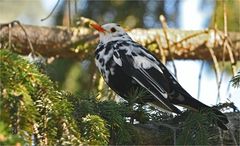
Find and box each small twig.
[226,81,232,100]
[218,38,225,104]
[223,1,227,37]
[169,30,209,48]
[160,15,178,79]
[207,46,221,103]
[210,2,224,104]
[156,35,166,64]
[217,71,224,102]
[8,23,12,49]
[223,0,236,75]
[4,21,35,55]
[212,26,221,103]
[197,61,205,99]
[14,21,35,54]
[211,3,223,104]
[221,0,237,109]
[226,39,237,76]
[1,21,48,63]
[216,1,228,105]
[41,0,60,21]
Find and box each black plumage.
[91,23,229,130]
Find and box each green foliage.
[177,109,221,145]
[0,122,23,145]
[67,92,139,144]
[0,50,144,145]
[1,49,237,145]
[231,71,240,88]
[81,114,109,145]
[0,49,81,145]
[97,100,135,144]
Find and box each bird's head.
[90,23,131,43]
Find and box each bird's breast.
[95,45,115,83]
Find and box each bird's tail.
[170,94,229,130]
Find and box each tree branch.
[132,112,240,145]
[1,24,239,61]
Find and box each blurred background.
[0,0,239,108]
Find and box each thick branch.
[0,24,239,61]
[132,112,240,145]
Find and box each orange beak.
[90,23,105,32]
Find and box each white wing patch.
[113,52,122,66]
[132,55,163,74]
[133,56,152,69]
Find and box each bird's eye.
[110,27,116,33]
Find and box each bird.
[90,22,229,130]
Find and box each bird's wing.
[113,45,181,114]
